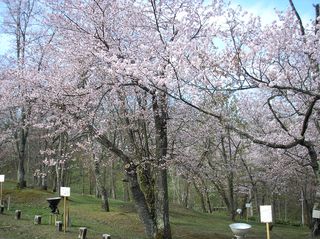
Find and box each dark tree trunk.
[128,168,157,238]
[153,89,172,239]
[93,153,110,212]
[17,155,26,188]
[41,175,48,190]
[16,127,28,189]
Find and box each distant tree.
[0,0,53,188]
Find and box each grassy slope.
[0,181,310,239]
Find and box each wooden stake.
[67,205,70,226]
[247,208,249,221]
[7,196,10,211]
[63,196,66,233]
[0,182,3,205]
[266,223,270,239]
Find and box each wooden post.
[0,182,2,206]
[266,223,270,239]
[247,208,249,221]
[102,234,111,239]
[79,227,87,239]
[15,210,21,220]
[60,186,70,232]
[63,196,66,233]
[67,206,71,227]
[7,195,10,211]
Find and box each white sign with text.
[0,175,4,182]
[60,187,70,197]
[246,203,252,208]
[260,205,272,223]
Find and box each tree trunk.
[205,189,212,213]
[156,169,171,239]
[41,175,48,190]
[127,168,157,238]
[182,181,190,208]
[55,163,61,194]
[17,155,26,188]
[123,174,130,202]
[93,153,110,212]
[16,127,28,189]
[92,122,164,239]
[110,161,117,199]
[153,89,172,239]
[81,161,85,195]
[193,181,207,213]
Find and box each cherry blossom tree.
[1,0,318,237]
[169,0,320,229]
[0,0,54,188]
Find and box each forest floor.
[0,181,311,239]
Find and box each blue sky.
[0,0,318,55]
[232,0,318,24]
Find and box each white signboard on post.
[0,175,5,182]
[313,210,320,219]
[260,205,272,223]
[246,203,252,208]
[60,187,70,197]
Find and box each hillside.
[0,182,310,239]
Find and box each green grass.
[0,181,311,239]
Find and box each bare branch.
[289,0,305,36]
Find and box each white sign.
[246,203,252,208]
[260,205,272,223]
[60,187,70,197]
[313,210,320,219]
[0,175,4,182]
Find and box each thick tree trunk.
[128,169,157,238]
[93,153,110,212]
[16,127,28,189]
[153,90,171,239]
[17,156,26,188]
[156,169,171,239]
[18,148,27,189]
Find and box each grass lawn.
[0,181,311,239]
